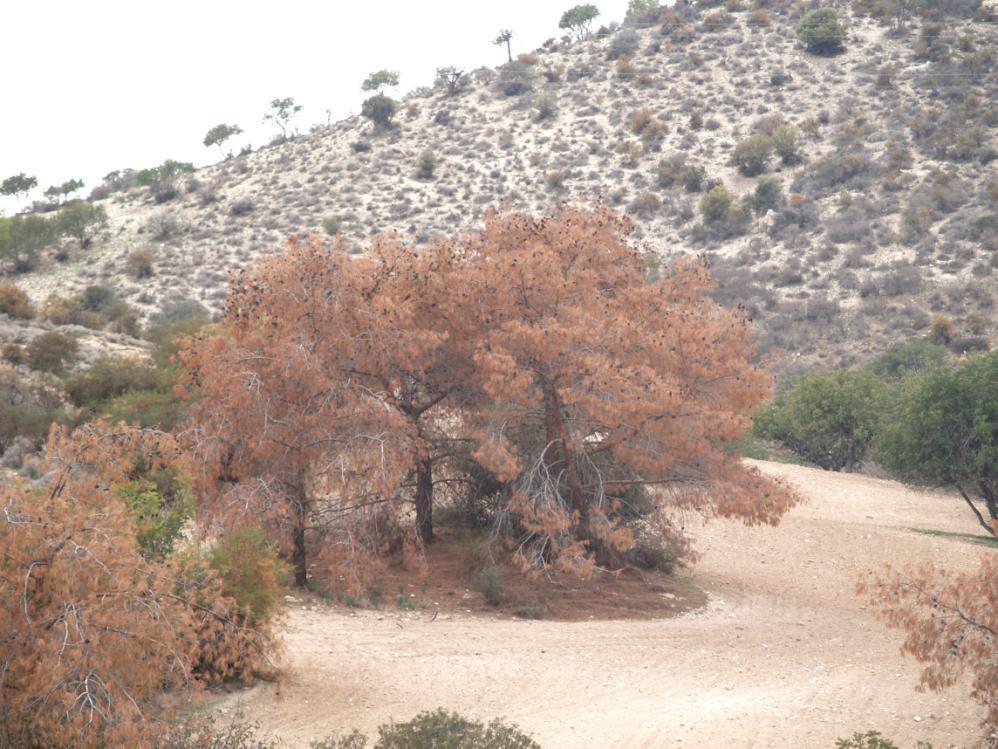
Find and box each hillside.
[6,1,997,375]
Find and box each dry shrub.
[861,555,996,743]
[0,424,282,747]
[0,284,33,320]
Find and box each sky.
[1,0,634,214]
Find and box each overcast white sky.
[1,0,634,214]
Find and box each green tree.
[493,29,514,63]
[559,4,600,40]
[876,352,997,536]
[43,178,84,204]
[203,123,243,158]
[745,175,783,216]
[263,97,302,139]
[57,202,107,248]
[0,173,38,202]
[755,369,885,471]
[361,94,398,130]
[361,70,400,94]
[797,8,848,55]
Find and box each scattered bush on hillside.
[323,215,344,236]
[796,8,847,55]
[607,28,640,59]
[745,176,783,216]
[771,125,802,166]
[731,134,774,177]
[700,185,735,223]
[361,95,398,129]
[534,93,557,122]
[0,283,34,319]
[136,160,195,203]
[127,248,156,279]
[26,331,79,374]
[497,61,534,96]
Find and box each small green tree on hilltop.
[559,4,600,40]
[203,123,243,158]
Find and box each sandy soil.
[215,461,990,748]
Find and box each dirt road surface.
[215,461,990,748]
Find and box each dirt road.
[215,461,990,748]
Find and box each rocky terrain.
[4,2,996,375]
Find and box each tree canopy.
[182,205,800,587]
[876,351,997,536]
[559,4,600,39]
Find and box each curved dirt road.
[216,461,990,748]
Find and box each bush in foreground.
[313,709,541,749]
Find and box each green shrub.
[56,202,107,248]
[64,357,161,409]
[136,159,195,203]
[147,299,210,335]
[361,94,398,129]
[700,185,734,224]
[771,125,802,165]
[323,216,344,236]
[869,339,948,379]
[416,150,437,180]
[730,134,774,176]
[209,528,289,624]
[797,8,847,55]
[119,476,196,559]
[105,389,188,430]
[26,332,78,374]
[681,164,707,192]
[746,176,783,215]
[754,369,885,471]
[497,62,534,96]
[371,709,540,749]
[534,93,557,122]
[473,565,504,606]
[834,731,929,749]
[0,284,34,319]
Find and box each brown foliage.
[461,206,801,574]
[181,204,800,587]
[0,423,278,747]
[861,555,997,745]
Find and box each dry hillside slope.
[10,2,997,374]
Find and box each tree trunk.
[415,457,434,545]
[957,484,998,538]
[292,524,307,587]
[542,380,589,529]
[292,485,309,587]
